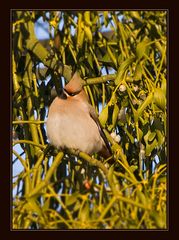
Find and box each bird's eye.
[68,92,76,96]
[64,88,80,97]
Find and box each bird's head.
[61,71,89,102]
[64,71,83,96]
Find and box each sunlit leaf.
[65,193,79,206]
[133,62,143,81]
[79,202,90,223]
[154,87,166,111]
[136,38,150,60]
[148,131,156,142]
[115,57,135,85]
[99,105,108,127]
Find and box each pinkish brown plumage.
[46,72,111,158]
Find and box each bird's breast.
[46,98,104,154]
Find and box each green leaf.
[103,11,109,27]
[17,31,24,51]
[138,127,143,142]
[107,45,117,67]
[77,15,84,48]
[42,198,50,211]
[101,53,113,64]
[130,165,138,172]
[146,139,158,156]
[107,165,114,186]
[151,211,166,228]
[137,190,147,205]
[87,53,94,69]
[161,76,167,97]
[137,92,153,118]
[156,130,165,146]
[73,200,81,212]
[136,38,150,60]
[158,176,166,184]
[131,11,142,22]
[24,198,42,216]
[65,193,79,206]
[148,131,156,142]
[124,126,135,144]
[154,87,166,111]
[144,130,158,156]
[115,56,135,85]
[99,105,108,127]
[133,62,142,81]
[112,104,119,125]
[84,26,92,44]
[153,118,163,131]
[84,11,92,27]
[109,93,117,106]
[79,202,90,223]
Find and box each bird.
[46,71,112,159]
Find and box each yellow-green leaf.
[156,130,165,146]
[115,57,135,85]
[146,139,158,156]
[112,104,119,127]
[136,38,150,60]
[84,26,92,44]
[79,202,90,223]
[148,131,156,142]
[65,193,79,206]
[133,62,142,81]
[154,87,166,111]
[137,92,153,118]
[84,11,92,26]
[99,105,108,127]
[161,76,167,97]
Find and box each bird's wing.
[88,105,112,155]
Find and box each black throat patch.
[58,90,67,100]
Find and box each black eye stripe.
[68,92,76,96]
[64,88,80,96]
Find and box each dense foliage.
[12,10,167,229]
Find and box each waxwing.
[46,72,111,158]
